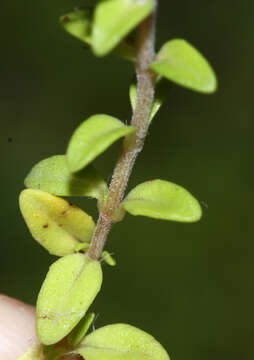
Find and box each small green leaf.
[17,344,42,360]
[36,253,102,345]
[67,114,135,172]
[67,312,95,347]
[60,8,93,45]
[101,251,116,266]
[129,79,170,124]
[24,155,108,200]
[60,7,136,62]
[19,189,95,256]
[74,242,90,253]
[92,0,154,56]
[76,323,170,360]
[150,39,217,93]
[122,179,202,222]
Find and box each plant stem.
[88,6,157,260]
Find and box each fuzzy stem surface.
[88,5,157,260]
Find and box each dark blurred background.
[1,1,253,359]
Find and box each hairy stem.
[88,6,157,260]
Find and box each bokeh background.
[1,1,253,359]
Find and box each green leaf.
[129,79,171,124]
[60,8,93,45]
[67,312,95,347]
[122,179,202,222]
[150,39,217,93]
[24,155,108,200]
[36,253,102,345]
[92,0,154,56]
[17,344,42,360]
[67,114,135,172]
[101,251,116,266]
[19,189,95,256]
[60,7,136,62]
[76,323,170,360]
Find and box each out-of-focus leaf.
[67,114,135,172]
[60,7,136,61]
[122,179,202,222]
[150,39,217,93]
[19,189,95,256]
[60,8,93,44]
[92,0,154,56]
[36,254,102,345]
[25,155,108,200]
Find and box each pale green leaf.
[129,80,170,124]
[101,251,116,266]
[19,189,95,256]
[67,114,135,172]
[36,253,102,345]
[24,155,108,200]
[122,179,202,222]
[92,0,154,56]
[60,7,136,62]
[150,39,217,93]
[76,323,170,360]
[60,8,93,45]
[67,312,95,347]
[17,344,42,360]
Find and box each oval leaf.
[150,39,217,93]
[36,253,102,345]
[24,155,108,200]
[60,8,93,45]
[122,179,202,222]
[19,189,95,256]
[76,323,170,360]
[67,312,95,347]
[60,8,136,62]
[67,114,135,172]
[92,0,154,56]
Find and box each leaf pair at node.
[20,112,135,258]
[60,2,217,94]
[19,320,170,360]
[60,0,155,59]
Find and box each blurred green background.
[1,1,253,359]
